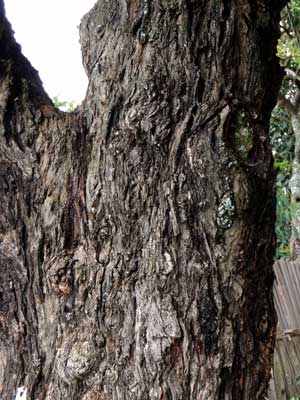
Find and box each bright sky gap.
[4,0,96,103]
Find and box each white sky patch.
[4,0,96,103]
[15,387,27,400]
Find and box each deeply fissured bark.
[0,1,286,399]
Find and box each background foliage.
[53,95,77,112]
[272,1,300,259]
[271,107,294,258]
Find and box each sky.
[4,0,96,104]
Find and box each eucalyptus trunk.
[0,1,286,399]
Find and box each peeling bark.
[0,0,286,399]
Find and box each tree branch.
[285,68,300,83]
[278,92,297,115]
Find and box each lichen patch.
[217,192,235,229]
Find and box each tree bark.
[0,0,286,399]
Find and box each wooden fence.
[269,260,300,399]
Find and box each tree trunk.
[0,1,286,399]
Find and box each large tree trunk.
[0,1,286,399]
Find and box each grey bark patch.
[217,192,235,229]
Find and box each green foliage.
[275,187,292,258]
[271,1,300,259]
[277,2,300,100]
[53,96,77,112]
[278,1,300,70]
[290,375,300,400]
[271,106,295,258]
[271,106,294,166]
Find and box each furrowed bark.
[0,0,286,399]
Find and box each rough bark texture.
[0,0,286,399]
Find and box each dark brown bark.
[0,1,286,399]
